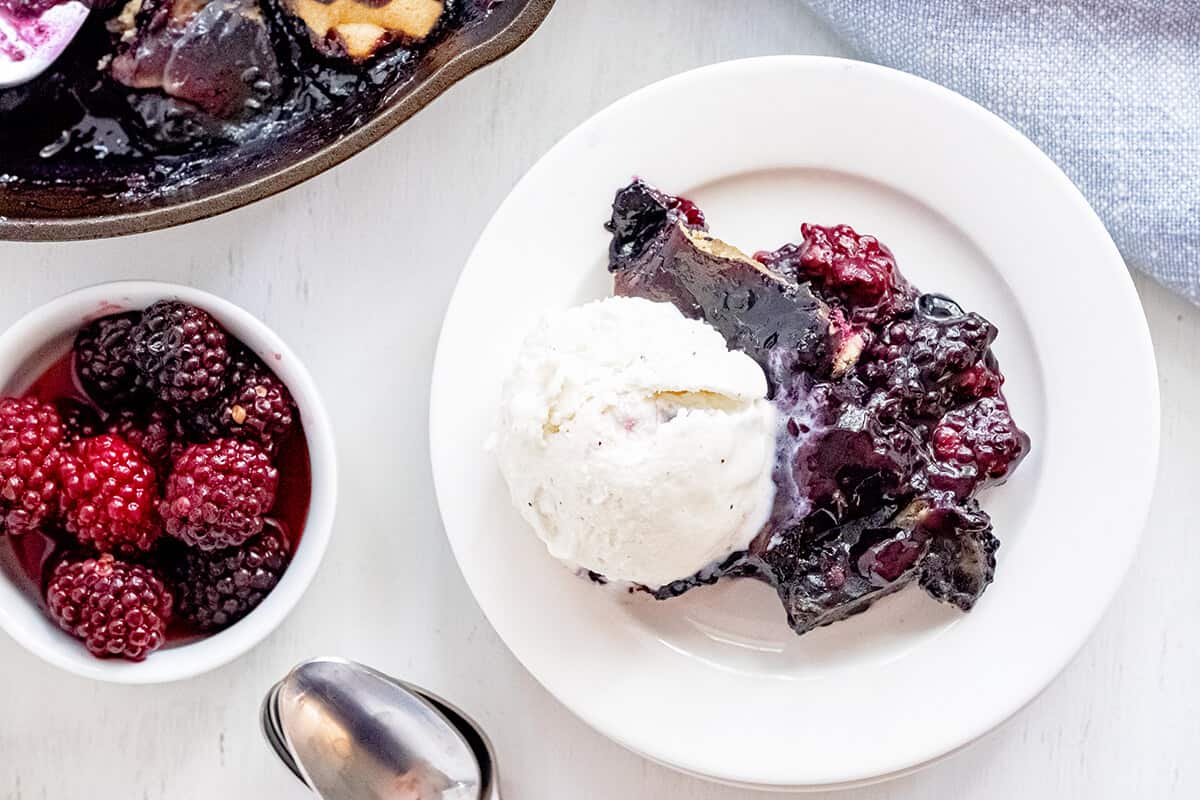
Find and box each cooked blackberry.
[59,434,162,554]
[0,397,64,535]
[927,397,1030,498]
[858,295,997,420]
[756,223,914,323]
[184,348,295,451]
[74,312,144,409]
[130,301,230,409]
[160,438,278,550]
[172,527,289,631]
[45,553,172,662]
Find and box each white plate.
[430,57,1159,790]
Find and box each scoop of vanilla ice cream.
[495,296,777,590]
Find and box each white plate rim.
[430,56,1160,789]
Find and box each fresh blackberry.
[46,553,172,662]
[927,397,1030,498]
[161,438,278,550]
[60,434,162,553]
[185,349,295,451]
[130,301,230,409]
[74,312,144,409]
[173,527,289,631]
[756,223,913,322]
[106,407,186,474]
[56,399,103,443]
[0,397,65,535]
[858,295,997,419]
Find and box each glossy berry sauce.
[0,350,311,643]
[0,0,495,192]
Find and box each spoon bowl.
[264,658,496,800]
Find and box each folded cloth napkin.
[805,0,1200,303]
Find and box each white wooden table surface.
[1,1,1196,797]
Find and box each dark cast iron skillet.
[0,0,555,241]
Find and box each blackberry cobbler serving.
[495,180,1030,635]
[0,300,310,661]
[0,0,493,192]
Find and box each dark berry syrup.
[0,0,498,193]
[0,349,312,643]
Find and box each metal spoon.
[0,0,89,89]
[261,657,499,800]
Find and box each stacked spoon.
[261,658,500,800]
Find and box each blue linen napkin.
[805,0,1200,303]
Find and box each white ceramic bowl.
[0,282,337,684]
